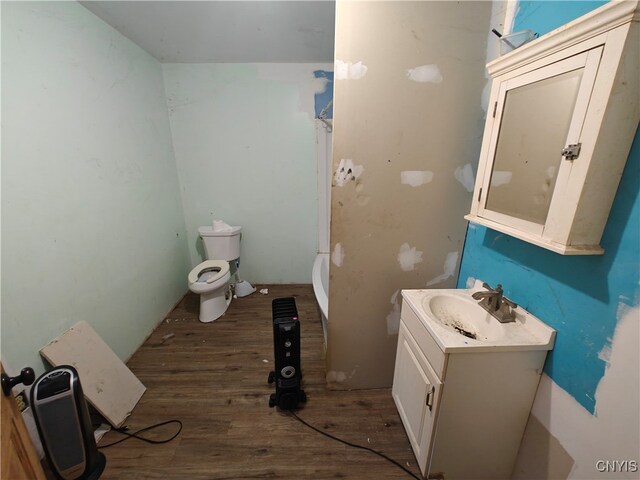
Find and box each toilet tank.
[198,226,242,261]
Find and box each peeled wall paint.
[1,2,190,375]
[162,63,331,283]
[460,1,640,477]
[458,0,639,416]
[327,1,492,389]
[314,70,334,119]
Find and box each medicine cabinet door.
[476,47,603,236]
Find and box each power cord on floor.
[287,410,421,480]
[98,420,183,448]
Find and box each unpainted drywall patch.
[334,158,364,187]
[386,290,401,335]
[490,171,513,187]
[512,415,575,480]
[454,164,475,192]
[335,60,368,80]
[465,276,476,288]
[528,303,639,479]
[406,64,443,83]
[400,170,434,187]
[426,251,459,286]
[398,243,423,272]
[332,242,345,267]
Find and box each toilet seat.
[188,260,230,294]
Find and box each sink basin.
[425,294,506,342]
[401,280,556,352]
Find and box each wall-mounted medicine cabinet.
[466,1,639,255]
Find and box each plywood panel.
[40,321,146,428]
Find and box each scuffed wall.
[327,1,492,389]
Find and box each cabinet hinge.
[492,102,498,118]
[561,143,582,160]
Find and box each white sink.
[426,294,507,342]
[402,280,555,352]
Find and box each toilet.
[188,225,242,323]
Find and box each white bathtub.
[312,253,329,347]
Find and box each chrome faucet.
[471,283,518,323]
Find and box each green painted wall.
[163,63,330,283]
[1,1,190,375]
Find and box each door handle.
[425,385,435,411]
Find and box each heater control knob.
[281,366,296,379]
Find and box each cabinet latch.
[561,143,581,160]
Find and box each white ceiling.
[81,1,336,63]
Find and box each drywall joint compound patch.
[427,251,459,286]
[386,290,401,335]
[326,371,347,383]
[332,243,345,267]
[397,243,423,271]
[454,164,475,192]
[335,60,368,80]
[400,170,434,187]
[334,159,364,187]
[406,64,443,83]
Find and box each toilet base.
[199,284,232,323]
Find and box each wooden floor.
[99,285,419,479]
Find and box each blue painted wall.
[314,70,333,119]
[458,1,639,414]
[513,1,607,35]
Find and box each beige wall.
[327,1,492,389]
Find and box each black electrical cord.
[98,420,183,448]
[287,410,421,480]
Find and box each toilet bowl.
[188,260,231,323]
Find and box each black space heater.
[31,365,106,480]
[268,297,306,409]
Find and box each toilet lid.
[188,260,230,285]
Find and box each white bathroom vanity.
[392,283,556,479]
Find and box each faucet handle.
[481,282,502,294]
[502,297,517,309]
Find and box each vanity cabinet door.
[392,320,442,476]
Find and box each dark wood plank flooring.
[98,285,418,479]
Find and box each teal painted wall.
[513,1,608,35]
[458,1,639,413]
